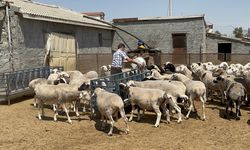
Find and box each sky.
[34,0,250,36]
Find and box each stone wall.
[0,7,11,72]
[112,17,206,53]
[206,34,250,54]
[0,7,113,72]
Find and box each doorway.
[45,32,76,71]
[218,43,231,61]
[172,34,187,64]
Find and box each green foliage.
[215,30,221,35]
[233,27,243,38]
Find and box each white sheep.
[122,85,173,126]
[100,65,111,77]
[131,56,147,70]
[83,71,98,80]
[35,84,85,124]
[94,88,129,136]
[175,65,193,79]
[29,78,55,107]
[125,80,188,123]
[171,73,207,121]
[193,66,221,102]
[213,75,247,120]
[148,69,173,80]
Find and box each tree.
[233,27,243,38]
[215,30,221,35]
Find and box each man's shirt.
[111,49,129,68]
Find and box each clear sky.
[35,0,249,35]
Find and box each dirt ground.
[0,97,250,150]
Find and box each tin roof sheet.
[3,0,112,30]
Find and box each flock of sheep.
[28,60,250,136]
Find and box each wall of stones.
[112,17,206,53]
[206,34,250,54]
[0,6,113,72]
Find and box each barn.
[112,15,250,65]
[0,0,114,73]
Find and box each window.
[218,43,231,61]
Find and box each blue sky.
[35,0,249,35]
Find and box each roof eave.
[21,13,114,30]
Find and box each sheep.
[83,71,98,80]
[171,73,207,121]
[100,65,111,77]
[147,69,173,80]
[242,71,250,98]
[29,78,56,107]
[192,66,221,102]
[244,62,250,70]
[163,62,176,73]
[125,80,188,123]
[35,84,86,124]
[147,64,165,74]
[175,65,193,79]
[131,56,147,70]
[213,75,248,120]
[93,88,129,136]
[219,62,229,70]
[122,85,171,126]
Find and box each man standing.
[111,43,139,75]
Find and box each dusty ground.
[0,97,250,150]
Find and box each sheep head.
[126,80,136,87]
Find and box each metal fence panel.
[0,66,63,104]
[90,69,150,107]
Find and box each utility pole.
[168,0,173,16]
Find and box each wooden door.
[46,33,76,71]
[172,34,187,64]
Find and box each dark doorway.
[218,43,232,61]
[172,34,187,64]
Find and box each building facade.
[0,0,114,72]
[112,15,250,65]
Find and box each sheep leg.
[37,99,43,120]
[61,103,72,124]
[52,104,57,112]
[137,107,141,121]
[107,114,115,136]
[224,102,229,119]
[186,95,194,119]
[169,97,182,123]
[153,105,161,127]
[235,103,241,120]
[75,100,80,117]
[200,94,207,121]
[82,104,86,112]
[72,101,76,112]
[221,90,225,105]
[141,109,145,117]
[101,115,106,130]
[129,104,135,122]
[54,108,58,122]
[119,108,129,134]
[160,102,170,123]
[33,96,37,107]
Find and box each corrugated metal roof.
[3,0,113,30]
[207,33,250,45]
[113,14,205,23]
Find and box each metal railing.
[0,66,63,104]
[90,69,151,107]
